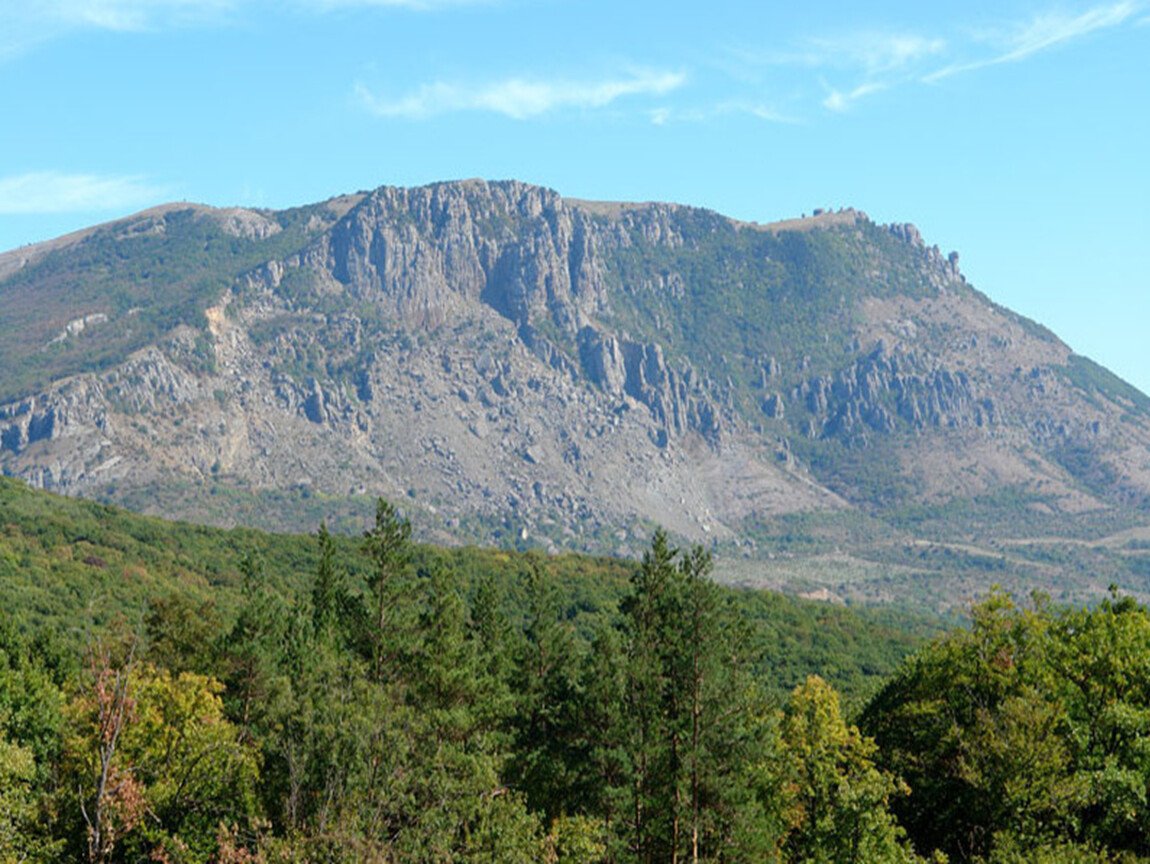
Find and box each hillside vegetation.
[4,481,1150,862]
[0,477,930,701]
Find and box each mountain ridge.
[2,178,1148,610]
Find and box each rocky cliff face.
[238,181,730,454]
[3,179,1150,604]
[790,342,994,442]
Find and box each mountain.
[2,179,1149,611]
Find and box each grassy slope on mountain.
[0,204,335,404]
[582,209,945,415]
[0,476,936,703]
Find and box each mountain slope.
[0,474,937,704]
[2,179,1149,609]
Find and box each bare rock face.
[792,343,995,443]
[2,178,1150,590]
[577,327,721,444]
[310,181,610,333]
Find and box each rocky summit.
[3,179,1149,610]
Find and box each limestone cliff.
[2,179,1149,606]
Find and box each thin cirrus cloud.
[823,33,945,74]
[764,32,946,74]
[0,0,480,57]
[0,0,236,57]
[729,2,1142,115]
[923,1,1141,82]
[357,70,687,120]
[6,0,485,33]
[0,172,170,215]
[822,81,888,113]
[727,31,944,115]
[9,0,236,31]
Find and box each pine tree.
[508,555,583,821]
[311,520,344,639]
[360,498,414,683]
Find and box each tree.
[862,589,1053,860]
[360,499,414,683]
[619,529,678,862]
[64,658,261,863]
[860,589,1150,861]
[221,554,294,740]
[508,555,584,821]
[781,676,919,864]
[469,572,517,732]
[0,735,45,864]
[311,520,344,638]
[0,620,65,862]
[575,621,630,862]
[1046,591,1150,856]
[144,594,222,677]
[616,530,783,863]
[398,564,545,862]
[120,666,261,860]
[67,636,141,864]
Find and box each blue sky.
[1,0,1147,393]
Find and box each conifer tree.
[360,498,414,683]
[508,555,583,821]
[311,520,343,638]
[617,530,777,863]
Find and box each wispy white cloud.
[357,69,687,120]
[0,0,235,56]
[822,81,887,112]
[645,101,799,126]
[990,1,1138,60]
[764,32,945,74]
[0,0,483,57]
[831,33,946,74]
[724,3,1142,118]
[10,0,234,32]
[0,172,169,214]
[3,0,488,34]
[728,30,942,117]
[925,1,1140,82]
[741,103,799,124]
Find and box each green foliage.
[12,483,1150,862]
[2,476,933,705]
[616,532,788,862]
[0,481,977,862]
[781,676,920,864]
[506,555,585,820]
[60,640,260,863]
[144,594,222,676]
[0,734,40,863]
[0,623,65,863]
[361,498,415,682]
[863,589,1150,862]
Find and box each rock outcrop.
[790,343,995,444]
[2,178,1149,583]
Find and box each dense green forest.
[5,481,1150,862]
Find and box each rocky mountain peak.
[2,179,1149,608]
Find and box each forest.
[4,493,1150,862]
